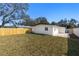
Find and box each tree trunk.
[0,20,5,27]
[9,20,17,28]
[0,9,16,27]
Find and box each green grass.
[67,39,79,56]
[0,33,68,56]
[67,34,79,56]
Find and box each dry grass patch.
[0,33,68,56]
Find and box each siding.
[32,25,69,38]
[73,28,79,37]
[32,25,53,35]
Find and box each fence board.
[0,28,31,36]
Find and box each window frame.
[45,27,48,31]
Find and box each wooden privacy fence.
[0,28,31,36]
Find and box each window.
[45,27,48,31]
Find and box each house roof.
[33,24,65,28]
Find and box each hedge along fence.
[0,28,31,36]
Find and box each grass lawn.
[67,39,79,56]
[0,33,68,56]
[67,34,79,56]
[0,33,79,56]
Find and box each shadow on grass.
[67,34,79,56]
[30,32,49,36]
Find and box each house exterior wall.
[73,28,79,37]
[32,25,53,35]
[58,27,66,34]
[32,25,66,36]
[32,25,69,38]
[53,27,69,38]
[52,26,59,36]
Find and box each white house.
[32,24,69,38]
[72,28,79,37]
[66,28,79,37]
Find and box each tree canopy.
[0,3,29,27]
[35,17,49,25]
[57,18,78,28]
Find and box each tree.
[21,15,35,26]
[68,19,77,28]
[51,21,57,25]
[0,3,29,27]
[57,18,78,28]
[57,18,68,27]
[35,17,49,25]
[77,23,79,27]
[24,18,35,26]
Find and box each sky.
[27,3,79,23]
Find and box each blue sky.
[27,3,79,23]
